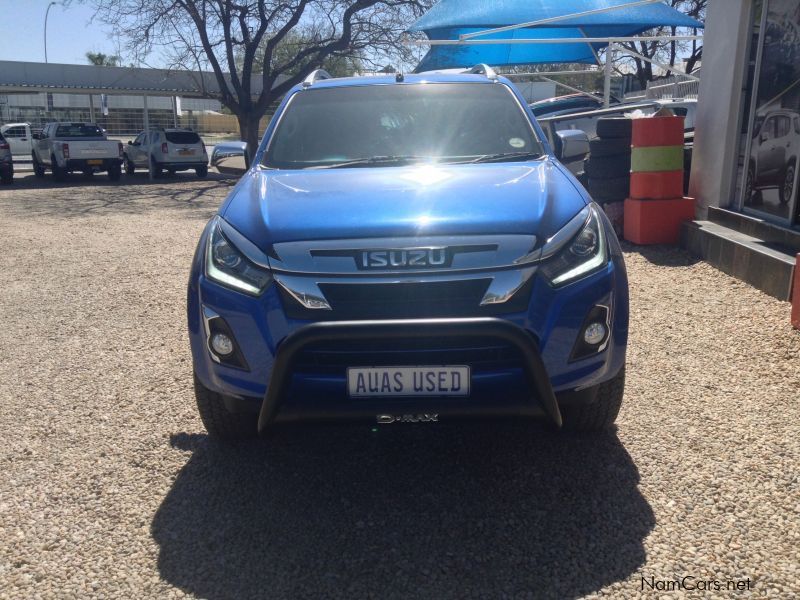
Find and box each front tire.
[124,157,135,175]
[194,373,257,440]
[778,162,795,204]
[745,163,755,203]
[561,367,625,432]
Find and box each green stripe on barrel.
[630,146,684,173]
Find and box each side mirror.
[128,140,133,145]
[211,141,250,176]
[31,132,41,140]
[555,129,590,162]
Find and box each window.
[761,118,774,140]
[134,133,147,145]
[3,126,26,138]
[776,115,790,137]
[264,83,544,169]
[165,131,201,144]
[55,123,104,138]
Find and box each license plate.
[87,159,102,165]
[178,149,195,156]
[347,366,470,397]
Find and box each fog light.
[210,332,234,356]
[583,322,607,345]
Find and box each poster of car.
[741,0,800,225]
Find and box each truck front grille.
[279,278,532,320]
[293,337,525,374]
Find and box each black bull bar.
[257,317,563,433]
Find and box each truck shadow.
[153,422,654,599]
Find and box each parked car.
[746,109,800,205]
[124,128,208,178]
[0,131,13,184]
[187,66,629,439]
[529,92,621,118]
[210,141,249,176]
[0,122,34,156]
[32,122,123,181]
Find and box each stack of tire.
[584,117,632,235]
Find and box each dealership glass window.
[735,0,800,227]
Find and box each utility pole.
[44,2,57,63]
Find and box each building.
[687,0,800,300]
[0,61,286,144]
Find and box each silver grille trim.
[269,234,537,275]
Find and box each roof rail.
[302,69,333,88]
[466,64,498,81]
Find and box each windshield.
[55,124,104,138]
[263,83,544,169]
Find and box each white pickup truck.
[32,122,123,181]
[0,123,34,156]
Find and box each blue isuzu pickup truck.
[187,65,629,439]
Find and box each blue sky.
[0,0,132,65]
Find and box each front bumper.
[256,318,562,433]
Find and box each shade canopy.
[410,0,703,72]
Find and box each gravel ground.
[0,173,798,599]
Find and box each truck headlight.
[205,220,272,295]
[540,205,608,286]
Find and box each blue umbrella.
[409,0,703,71]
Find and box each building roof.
[0,60,285,98]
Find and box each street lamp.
[44,2,58,63]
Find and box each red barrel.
[625,115,692,244]
[631,115,685,147]
[630,170,684,199]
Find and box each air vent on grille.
[279,278,533,320]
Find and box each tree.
[87,0,430,156]
[85,51,121,66]
[615,0,706,89]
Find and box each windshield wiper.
[310,156,428,169]
[464,151,544,164]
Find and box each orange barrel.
[629,115,685,200]
[630,171,684,199]
[631,115,685,147]
[625,115,692,244]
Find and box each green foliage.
[85,51,121,67]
